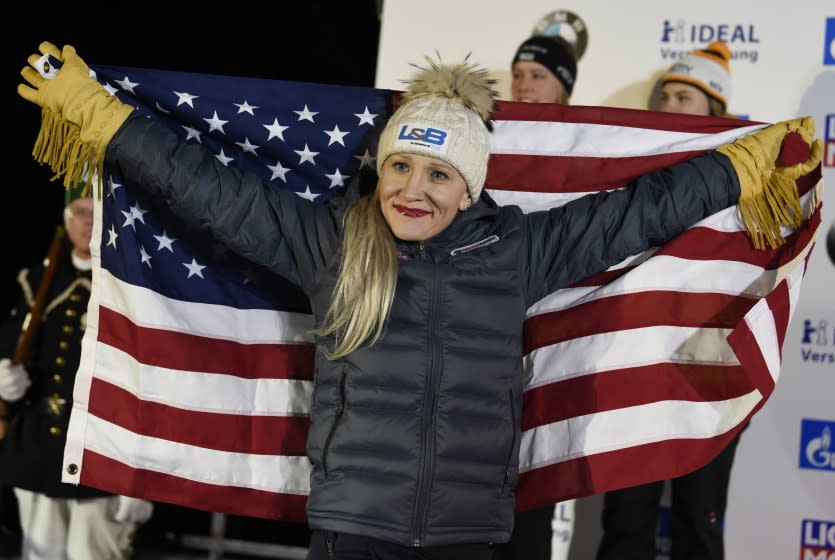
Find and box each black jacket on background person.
[0,243,107,499]
[104,112,740,546]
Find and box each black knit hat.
[512,35,577,96]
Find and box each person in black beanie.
[510,35,577,105]
[494,33,581,560]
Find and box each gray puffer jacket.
[107,113,740,547]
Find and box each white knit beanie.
[663,41,732,110]
[376,56,497,201]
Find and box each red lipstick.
[395,204,430,217]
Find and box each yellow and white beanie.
[663,41,732,110]
[376,56,497,202]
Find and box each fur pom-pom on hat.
[377,54,498,202]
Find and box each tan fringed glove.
[717,116,823,250]
[18,42,133,191]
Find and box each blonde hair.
[315,189,398,359]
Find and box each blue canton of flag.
[92,65,392,311]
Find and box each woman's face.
[659,82,711,116]
[511,61,567,104]
[378,153,471,242]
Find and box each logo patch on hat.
[396,124,449,155]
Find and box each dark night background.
[3,2,381,554]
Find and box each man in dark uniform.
[0,184,153,559]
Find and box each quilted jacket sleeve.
[524,150,741,304]
[105,113,352,289]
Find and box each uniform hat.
[663,41,732,110]
[376,56,497,202]
[512,35,577,96]
[64,181,90,206]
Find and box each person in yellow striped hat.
[598,41,743,560]
[659,41,733,117]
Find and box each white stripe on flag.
[94,343,313,415]
[97,269,314,344]
[490,121,767,157]
[525,326,737,389]
[84,415,312,494]
[518,389,761,471]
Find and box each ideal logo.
[396,125,448,153]
[801,519,835,559]
[825,114,835,168]
[800,318,835,364]
[799,419,835,472]
[659,19,760,63]
[825,18,835,65]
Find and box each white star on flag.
[267,160,291,182]
[139,245,152,268]
[215,149,234,166]
[324,168,350,188]
[296,186,320,201]
[235,138,260,154]
[234,100,258,115]
[153,231,177,252]
[183,258,207,279]
[294,105,318,123]
[173,91,198,107]
[355,148,376,168]
[182,125,202,143]
[324,125,350,147]
[116,76,139,94]
[106,226,118,248]
[263,119,289,141]
[295,144,319,165]
[129,204,149,225]
[354,106,378,126]
[204,111,229,134]
[107,178,123,198]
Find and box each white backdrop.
[378,3,833,559]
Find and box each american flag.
[60,64,822,521]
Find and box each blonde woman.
[17,42,819,559]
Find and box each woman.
[657,40,732,117]
[500,32,580,560]
[510,35,576,104]
[17,42,819,560]
[598,40,744,560]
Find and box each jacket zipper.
[321,370,346,477]
[503,388,517,491]
[449,234,499,256]
[411,262,441,547]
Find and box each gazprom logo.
[825,18,835,65]
[800,519,835,559]
[397,125,448,146]
[799,419,835,472]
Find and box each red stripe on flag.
[524,291,756,353]
[97,306,314,380]
[81,450,308,522]
[493,101,760,133]
[88,378,310,455]
[566,201,820,289]
[487,151,705,192]
[522,363,752,430]
[514,425,747,511]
